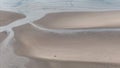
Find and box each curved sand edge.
[34,11,120,29]
[0,10,26,26]
[13,11,120,64]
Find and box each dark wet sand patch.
[0,10,26,26]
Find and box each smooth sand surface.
[0,10,25,26]
[34,11,120,29]
[13,11,120,64]
[0,32,7,43]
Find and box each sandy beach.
[0,11,25,26]
[0,32,7,43]
[13,11,120,66]
[34,11,120,29]
[0,10,25,43]
[0,11,27,68]
[2,0,120,68]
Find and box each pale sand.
[34,11,120,29]
[0,10,25,26]
[13,11,120,64]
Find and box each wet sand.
[34,11,120,29]
[0,10,26,45]
[0,10,26,49]
[0,11,27,68]
[13,11,120,65]
[0,10,25,26]
[0,32,7,43]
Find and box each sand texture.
[13,11,120,65]
[2,10,120,68]
[0,11,28,68]
[0,11,25,26]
